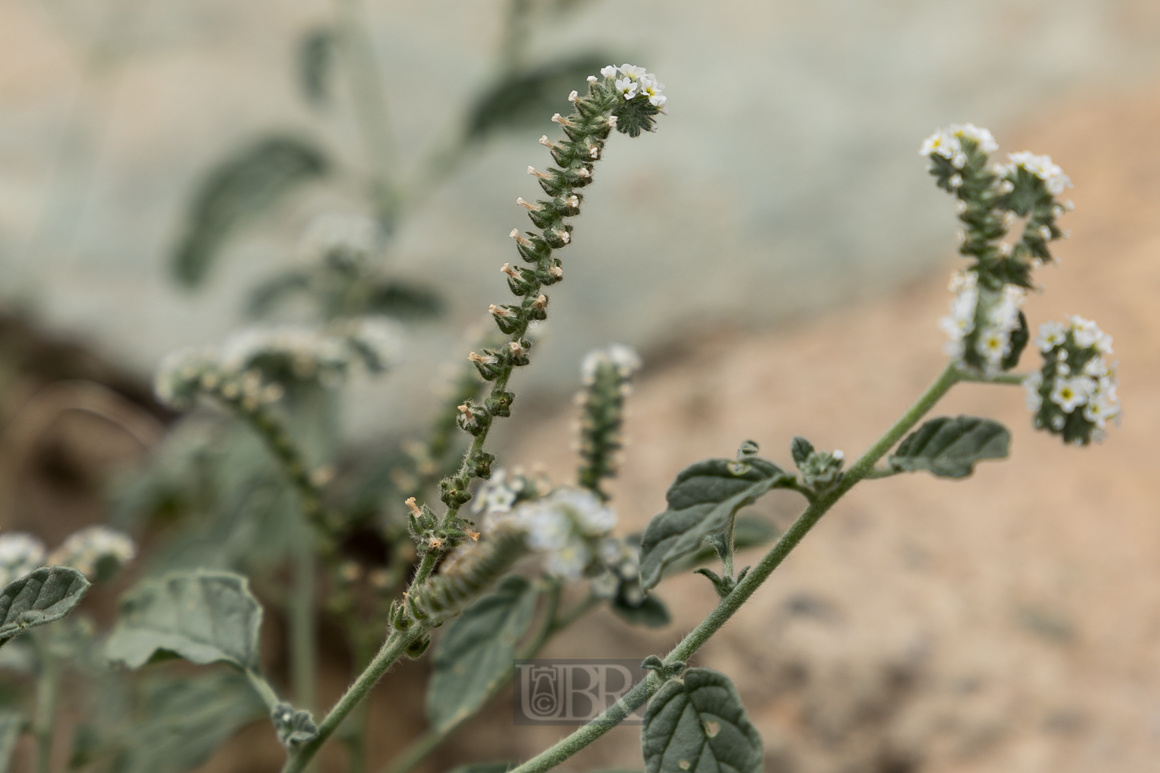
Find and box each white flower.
[550,488,617,536]
[638,74,666,107]
[0,533,46,587]
[344,316,403,372]
[1083,390,1121,429]
[950,123,998,154]
[1023,371,1043,412]
[920,128,959,159]
[600,65,618,78]
[581,343,642,383]
[47,526,135,580]
[472,469,523,519]
[1068,315,1103,349]
[1036,321,1068,352]
[543,540,590,580]
[618,64,647,81]
[1007,151,1072,196]
[940,271,978,351]
[975,329,1011,366]
[614,77,638,100]
[1050,376,1095,413]
[1082,357,1108,378]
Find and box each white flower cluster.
[1024,317,1120,437]
[919,123,999,168]
[154,319,402,408]
[0,533,47,587]
[939,271,1025,372]
[48,526,137,580]
[480,483,618,580]
[580,343,641,385]
[1005,152,1072,196]
[0,526,136,587]
[599,64,666,107]
[298,212,378,267]
[590,538,640,600]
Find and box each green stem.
[956,370,1027,385]
[505,363,964,773]
[33,641,60,773]
[245,670,282,711]
[291,518,318,714]
[283,628,425,773]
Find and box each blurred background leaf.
[172,136,330,288]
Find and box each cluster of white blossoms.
[940,271,1026,372]
[0,526,136,587]
[1004,151,1072,196]
[155,318,402,409]
[580,342,641,385]
[0,533,47,587]
[599,64,666,107]
[477,478,618,580]
[1024,316,1120,444]
[919,123,999,168]
[48,526,137,580]
[298,212,378,268]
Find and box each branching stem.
[504,363,968,773]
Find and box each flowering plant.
[0,62,1119,773]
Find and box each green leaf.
[0,566,90,645]
[0,712,23,773]
[611,591,670,628]
[297,27,334,107]
[366,281,443,320]
[427,575,538,731]
[889,415,1010,479]
[466,54,614,141]
[639,459,789,590]
[245,271,312,318]
[642,668,763,773]
[173,135,329,287]
[789,436,814,469]
[1001,311,1030,371]
[109,670,266,773]
[105,571,263,672]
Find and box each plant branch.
[504,363,964,773]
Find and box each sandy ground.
[429,78,1160,773]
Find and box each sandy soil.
[436,78,1160,773]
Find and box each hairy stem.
[33,641,59,773]
[291,518,318,714]
[282,627,424,773]
[505,363,964,773]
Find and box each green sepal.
[271,702,319,748]
[1001,311,1030,371]
[790,436,814,468]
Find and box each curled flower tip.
[516,197,541,211]
[1006,151,1072,195]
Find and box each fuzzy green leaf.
[639,459,789,590]
[297,27,334,107]
[0,712,22,773]
[0,566,90,645]
[173,136,329,286]
[105,571,263,672]
[466,54,613,140]
[890,415,1010,479]
[642,668,763,773]
[105,670,266,773]
[427,575,539,731]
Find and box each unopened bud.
[568,90,579,103]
